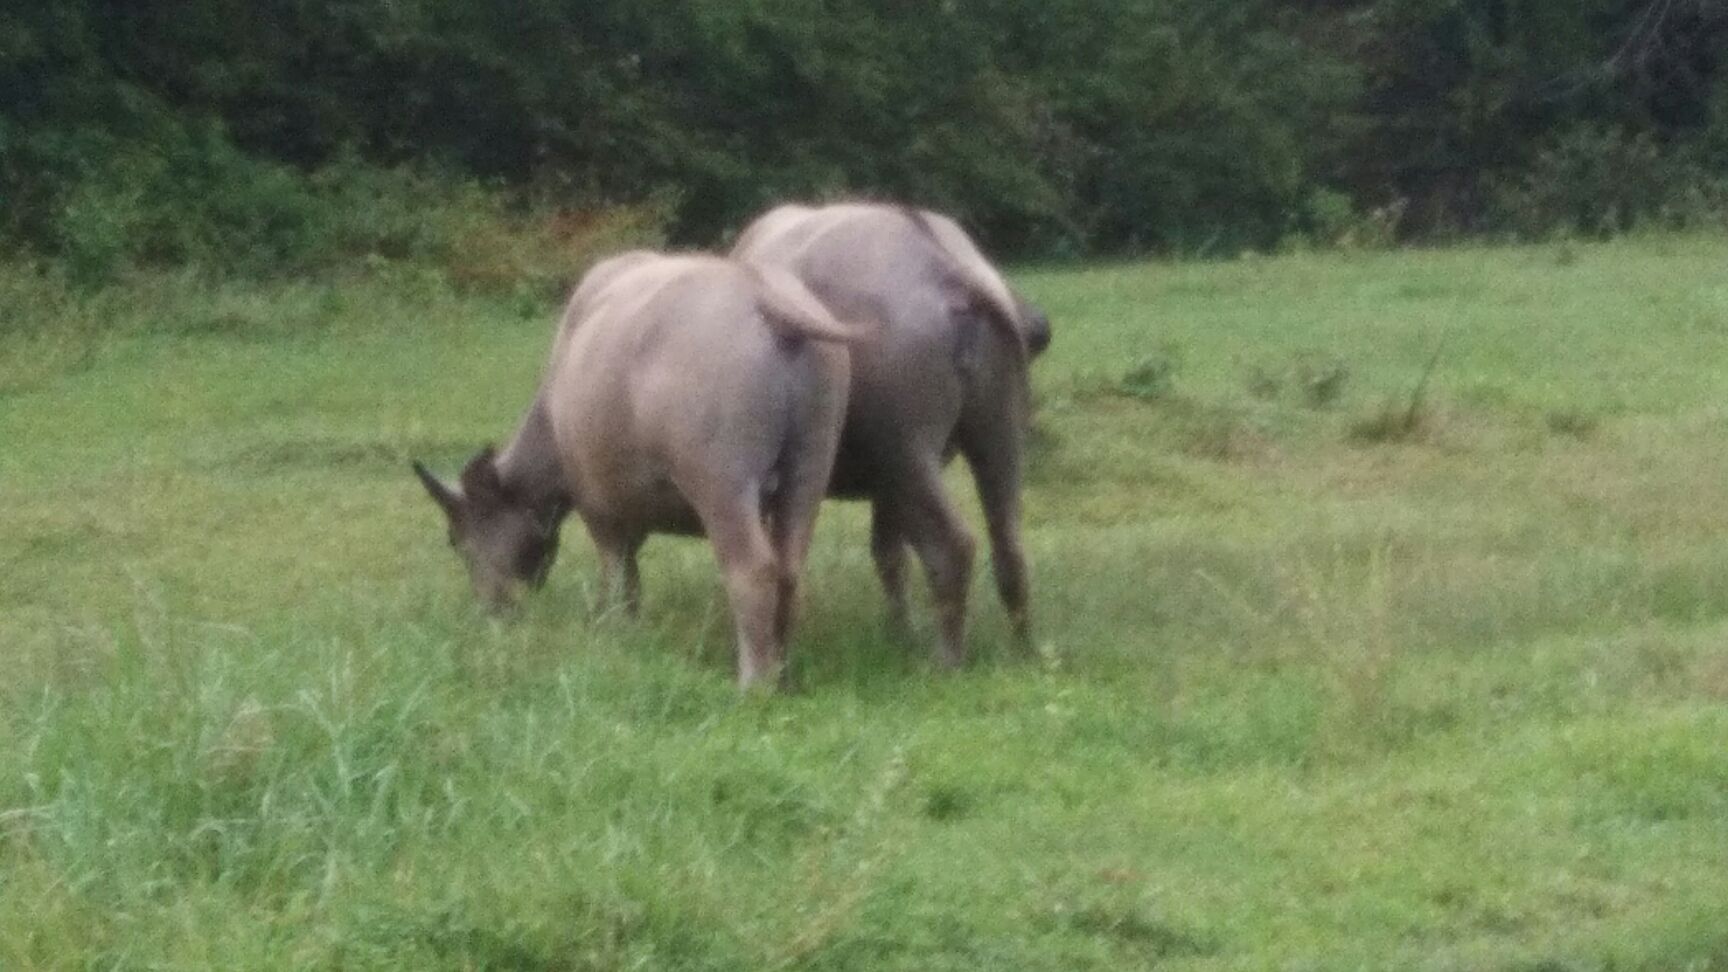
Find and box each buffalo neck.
[496,396,571,519]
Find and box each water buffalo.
[731,203,1052,667]
[411,251,864,689]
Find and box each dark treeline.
[4,0,1727,280]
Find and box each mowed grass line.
[4,235,1728,969]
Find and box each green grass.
[6,235,1728,969]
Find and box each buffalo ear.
[459,445,506,507]
[1014,295,1052,357]
[412,461,463,522]
[1026,309,1052,356]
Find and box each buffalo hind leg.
[960,408,1032,651]
[897,461,977,669]
[694,495,784,690]
[764,497,814,662]
[766,430,844,676]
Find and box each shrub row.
[3,0,1727,282]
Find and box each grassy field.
[5,235,1728,970]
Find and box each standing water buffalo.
[411,251,864,689]
[731,203,1052,667]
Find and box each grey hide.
[412,252,863,689]
[731,202,1052,666]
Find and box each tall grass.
[4,234,1728,968]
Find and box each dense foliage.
[4,0,1727,279]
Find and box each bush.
[16,118,669,293]
[1490,126,1728,240]
[5,0,1728,273]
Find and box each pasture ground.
[4,235,1728,970]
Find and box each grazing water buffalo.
[412,251,864,689]
[731,203,1052,667]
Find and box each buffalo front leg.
[870,498,913,642]
[594,533,643,618]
